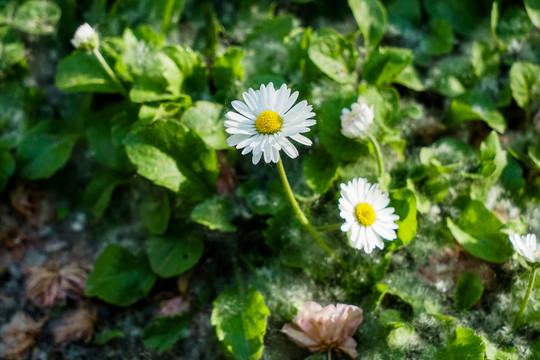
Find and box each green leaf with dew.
[211,287,269,360]
[447,92,506,133]
[190,195,236,232]
[144,227,204,278]
[85,244,157,306]
[142,314,191,354]
[13,0,61,35]
[435,327,485,360]
[348,0,387,51]
[454,273,484,311]
[363,47,413,87]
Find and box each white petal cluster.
[338,178,399,254]
[340,101,374,139]
[509,233,540,263]
[224,83,316,164]
[71,23,98,50]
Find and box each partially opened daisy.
[340,101,374,139]
[509,233,540,263]
[224,83,316,164]
[338,178,399,253]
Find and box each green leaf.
[0,151,15,192]
[140,190,170,235]
[363,47,413,87]
[423,0,487,37]
[17,122,79,180]
[394,64,425,91]
[93,329,125,345]
[387,188,417,251]
[144,227,204,278]
[386,0,421,31]
[348,0,387,51]
[13,0,61,35]
[446,200,513,263]
[529,144,540,169]
[181,101,227,150]
[379,309,405,328]
[128,52,183,103]
[164,45,208,94]
[55,52,121,94]
[447,92,506,133]
[387,324,416,350]
[303,149,338,195]
[422,18,454,56]
[496,5,532,42]
[83,170,126,218]
[85,244,157,306]
[125,119,218,195]
[509,61,540,110]
[213,47,244,89]
[308,28,357,84]
[237,179,286,216]
[211,287,269,360]
[427,56,476,98]
[0,27,24,72]
[471,42,500,78]
[454,273,484,311]
[435,328,485,360]
[190,195,236,232]
[142,314,191,354]
[525,0,540,27]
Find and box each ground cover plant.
[1,0,540,359]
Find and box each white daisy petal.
[509,233,539,262]
[224,83,316,164]
[338,177,400,254]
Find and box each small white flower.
[224,83,316,165]
[71,23,98,50]
[509,233,540,263]
[340,101,374,139]
[338,178,399,253]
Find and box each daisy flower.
[71,23,98,50]
[509,233,540,263]
[338,178,399,253]
[224,83,316,164]
[281,301,363,359]
[340,101,374,139]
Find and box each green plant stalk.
[367,133,384,177]
[314,223,342,232]
[92,48,128,97]
[328,350,332,360]
[513,264,538,329]
[161,0,176,35]
[276,158,345,266]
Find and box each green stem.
[328,350,332,360]
[161,0,176,35]
[513,264,538,329]
[92,48,128,97]
[276,158,345,266]
[367,133,384,178]
[314,223,342,232]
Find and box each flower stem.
[513,264,538,329]
[92,48,128,97]
[367,133,384,178]
[328,350,332,360]
[314,223,342,232]
[161,0,176,35]
[276,158,345,266]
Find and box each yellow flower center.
[255,110,282,134]
[355,203,376,226]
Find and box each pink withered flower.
[281,301,363,359]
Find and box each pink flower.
[281,301,363,358]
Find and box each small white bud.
[71,23,99,50]
[340,101,374,139]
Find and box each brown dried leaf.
[25,263,88,307]
[54,306,98,344]
[10,185,55,228]
[1,312,45,360]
